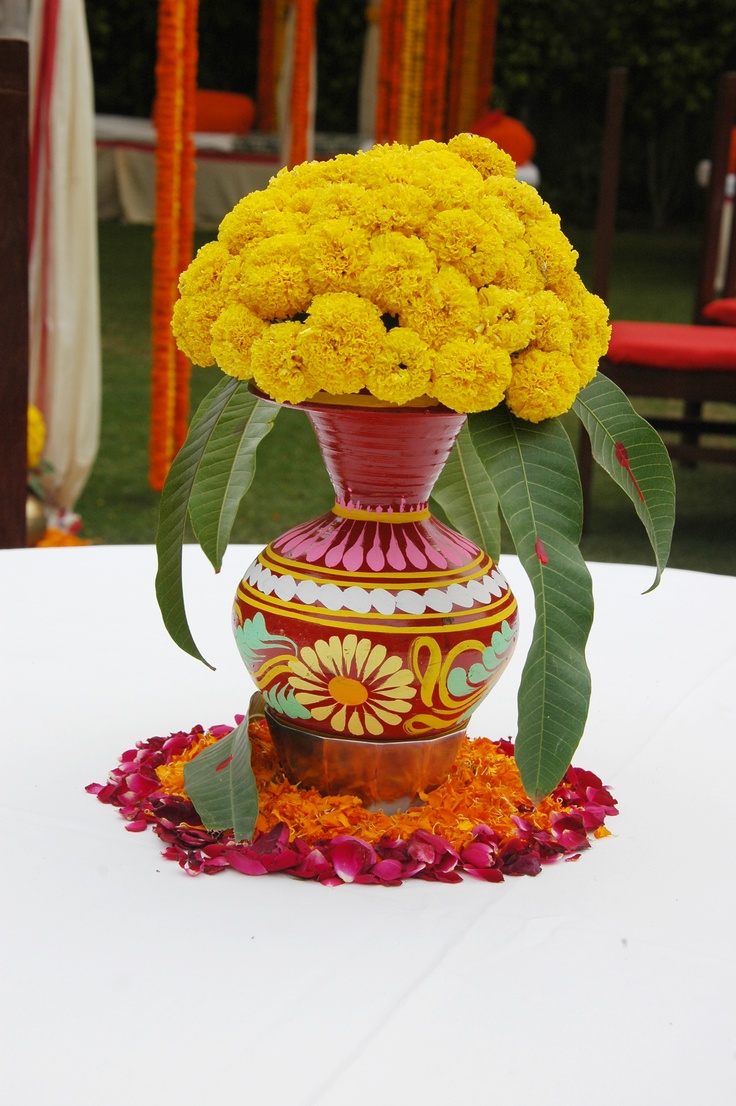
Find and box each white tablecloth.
[2,545,735,1105]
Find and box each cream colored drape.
[29,0,100,511]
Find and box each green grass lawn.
[75,221,736,576]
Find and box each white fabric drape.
[28,0,100,511]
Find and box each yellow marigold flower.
[365,328,434,405]
[178,240,231,296]
[229,234,312,320]
[530,290,574,352]
[422,208,486,263]
[526,223,579,287]
[360,232,436,315]
[505,347,581,422]
[251,321,318,405]
[217,192,279,253]
[300,218,371,295]
[431,338,512,413]
[210,303,268,380]
[298,293,385,394]
[172,296,216,367]
[307,181,370,224]
[571,302,611,387]
[477,286,535,351]
[448,133,517,179]
[400,266,480,349]
[27,404,46,470]
[369,181,435,234]
[483,176,556,228]
[172,137,604,418]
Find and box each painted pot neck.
[304,405,466,512]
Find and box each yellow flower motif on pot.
[288,635,417,737]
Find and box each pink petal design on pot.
[366,529,385,571]
[385,526,406,570]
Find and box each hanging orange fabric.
[150,0,199,490]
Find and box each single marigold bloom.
[505,347,581,422]
[432,338,512,413]
[210,303,268,380]
[251,321,318,405]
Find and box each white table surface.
[2,544,735,1106]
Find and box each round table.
[2,545,735,1105]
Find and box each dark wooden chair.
[0,38,30,548]
[579,69,736,514]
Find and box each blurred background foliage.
[85,0,736,230]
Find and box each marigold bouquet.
[172,136,609,419]
[157,136,675,821]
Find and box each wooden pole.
[0,37,29,548]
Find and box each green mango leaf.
[573,372,675,591]
[469,406,594,804]
[188,388,278,572]
[183,709,259,842]
[155,376,240,668]
[431,421,502,561]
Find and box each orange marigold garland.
[375,0,406,143]
[287,0,317,167]
[88,719,617,885]
[474,0,499,124]
[150,0,199,491]
[420,0,452,141]
[396,0,426,146]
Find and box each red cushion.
[701,298,736,325]
[606,320,736,370]
[194,90,256,135]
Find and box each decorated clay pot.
[233,395,518,809]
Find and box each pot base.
[265,709,465,814]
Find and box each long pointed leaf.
[431,422,502,561]
[469,407,594,804]
[573,372,675,590]
[183,712,259,842]
[189,389,278,571]
[155,376,239,667]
